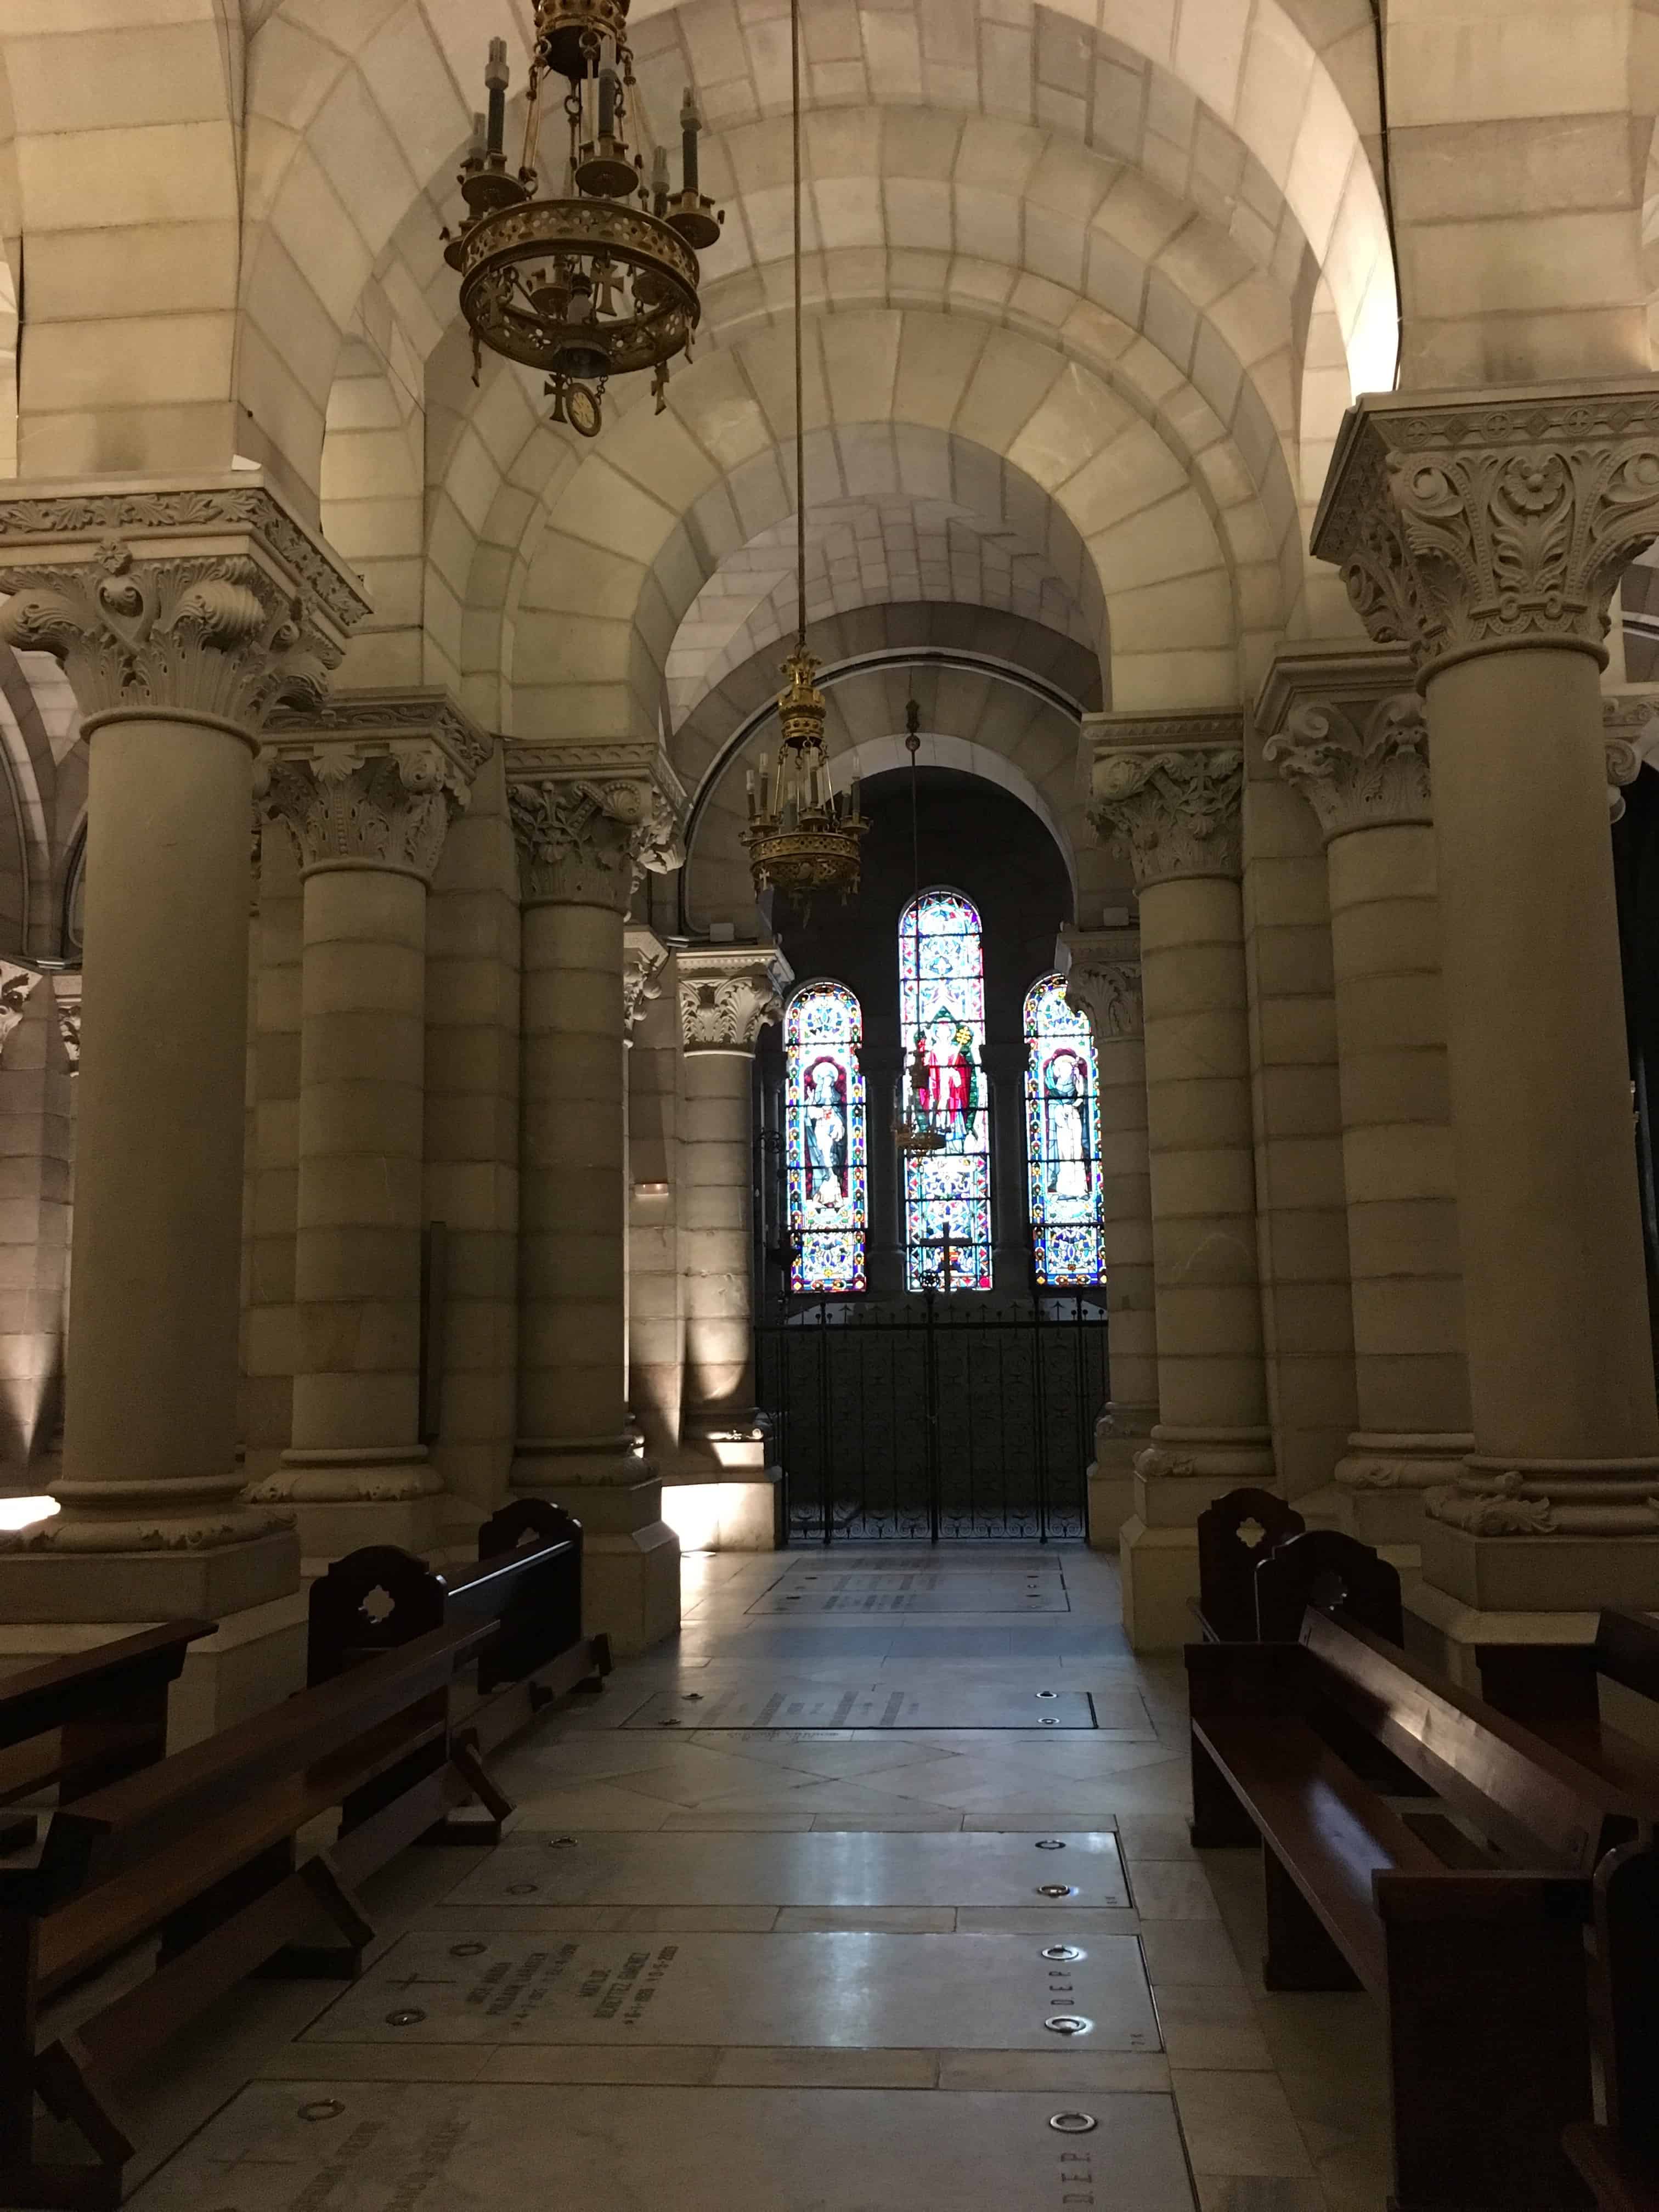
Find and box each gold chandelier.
[444,5,723,438]
[740,0,867,913]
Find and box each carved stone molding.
[0,475,368,733]
[52,975,81,1075]
[1265,692,1430,843]
[258,696,487,885]
[1058,924,1143,1040]
[506,743,687,911]
[1604,695,1656,822]
[1086,715,1246,889]
[1312,385,1659,678]
[267,686,493,782]
[1426,1464,1659,1537]
[679,941,793,1053]
[0,962,42,1058]
[623,928,670,1036]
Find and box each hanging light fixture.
[894,693,946,1159]
[740,0,867,914]
[444,10,723,439]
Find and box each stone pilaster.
[1087,713,1273,1647]
[1313,383,1659,1663]
[0,476,366,1736]
[507,744,686,1652]
[1058,923,1155,1551]
[1259,645,1471,1557]
[250,691,488,1562]
[676,941,791,1493]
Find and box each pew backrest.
[1257,1530,1403,1645]
[1303,1609,1640,1874]
[1195,1486,1306,1641]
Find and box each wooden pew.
[0,1620,496,2210]
[306,1499,611,1844]
[0,1624,213,1857]
[1254,1527,1403,1645]
[1194,1487,1306,1640]
[1564,1833,1659,2212]
[1188,1607,1645,2212]
[1476,1609,1659,1806]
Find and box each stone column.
[0,966,71,1484]
[625,928,679,1463]
[0,479,365,1736]
[1058,923,1156,1549]
[676,943,790,1503]
[1088,717,1274,1647]
[1314,386,1659,1658]
[507,750,685,1652]
[251,692,487,1562]
[1259,646,1471,1557]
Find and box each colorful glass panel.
[785,980,868,1293]
[899,889,994,1291]
[1024,973,1105,1288]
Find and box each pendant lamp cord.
[792,0,806,647]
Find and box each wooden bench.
[1194,1486,1306,1640]
[306,1499,611,1844]
[1477,1609,1659,1807]
[0,1619,498,2210]
[1564,1833,1659,2212]
[1188,1607,1646,2212]
[1194,1486,1401,1644]
[0,1624,213,1857]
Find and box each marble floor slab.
[625,1685,1104,1729]
[781,1567,1063,1587]
[437,1830,1131,1909]
[750,1588,1073,1612]
[300,1931,1163,2051]
[129,2082,1197,2211]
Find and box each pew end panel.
[1193,1487,1307,1642]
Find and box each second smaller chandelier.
[742,648,868,913]
[445,3,724,438]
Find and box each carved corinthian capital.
[1058,924,1143,1040]
[258,690,489,883]
[1311,386,1659,677]
[623,927,670,1035]
[1085,714,1245,889]
[506,741,688,911]
[0,962,41,1059]
[1603,694,1657,822]
[1255,644,1431,845]
[0,475,368,733]
[679,941,793,1054]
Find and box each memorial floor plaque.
[624,1685,1103,1729]
[441,1830,1130,1910]
[302,1931,1161,2051]
[750,1587,1072,1614]
[131,2082,1197,2211]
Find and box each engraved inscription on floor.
[439,1830,1131,1910]
[302,1931,1162,2051]
[129,2083,1198,2212]
[625,1685,1108,1730]
[752,1564,1071,1614]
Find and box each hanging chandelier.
[740,0,867,912]
[444,8,723,438]
[893,693,946,1159]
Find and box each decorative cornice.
[0,475,368,733]
[1312,385,1659,678]
[1086,717,1245,888]
[678,941,793,1053]
[506,744,688,910]
[1058,924,1143,1041]
[266,686,493,782]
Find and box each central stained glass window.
[1024,973,1105,1287]
[899,889,994,1290]
[785,980,867,1293]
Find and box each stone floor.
[82,1545,1391,2209]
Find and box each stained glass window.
[899,890,994,1291]
[785,980,868,1293]
[1024,973,1105,1288]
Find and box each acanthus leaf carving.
[507,763,686,910]
[678,945,789,1053]
[258,739,469,882]
[1264,691,1430,842]
[1065,959,1143,1040]
[1088,743,1244,889]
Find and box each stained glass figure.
[784,980,868,1293]
[899,890,994,1291]
[1024,973,1106,1287]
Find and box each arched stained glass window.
[785,980,868,1293]
[1024,973,1105,1288]
[899,889,994,1291]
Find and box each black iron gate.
[757,1293,1107,1544]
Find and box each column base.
[1421,1455,1659,1610]
[1120,1426,1276,1649]
[1335,1431,1471,1549]
[253,1449,445,1567]
[1402,1573,1601,1696]
[512,1444,680,1652]
[0,1523,299,1622]
[675,1415,771,1476]
[0,1586,308,1748]
[661,1469,782,1552]
[1086,1435,1138,1552]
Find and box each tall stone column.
[251,692,487,1562]
[507,750,685,1653]
[625,928,679,1463]
[1059,923,1156,1549]
[0,479,365,1735]
[1259,646,1471,1557]
[676,943,790,1493]
[1314,386,1659,1658]
[1088,717,1273,1646]
[0,966,71,1485]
